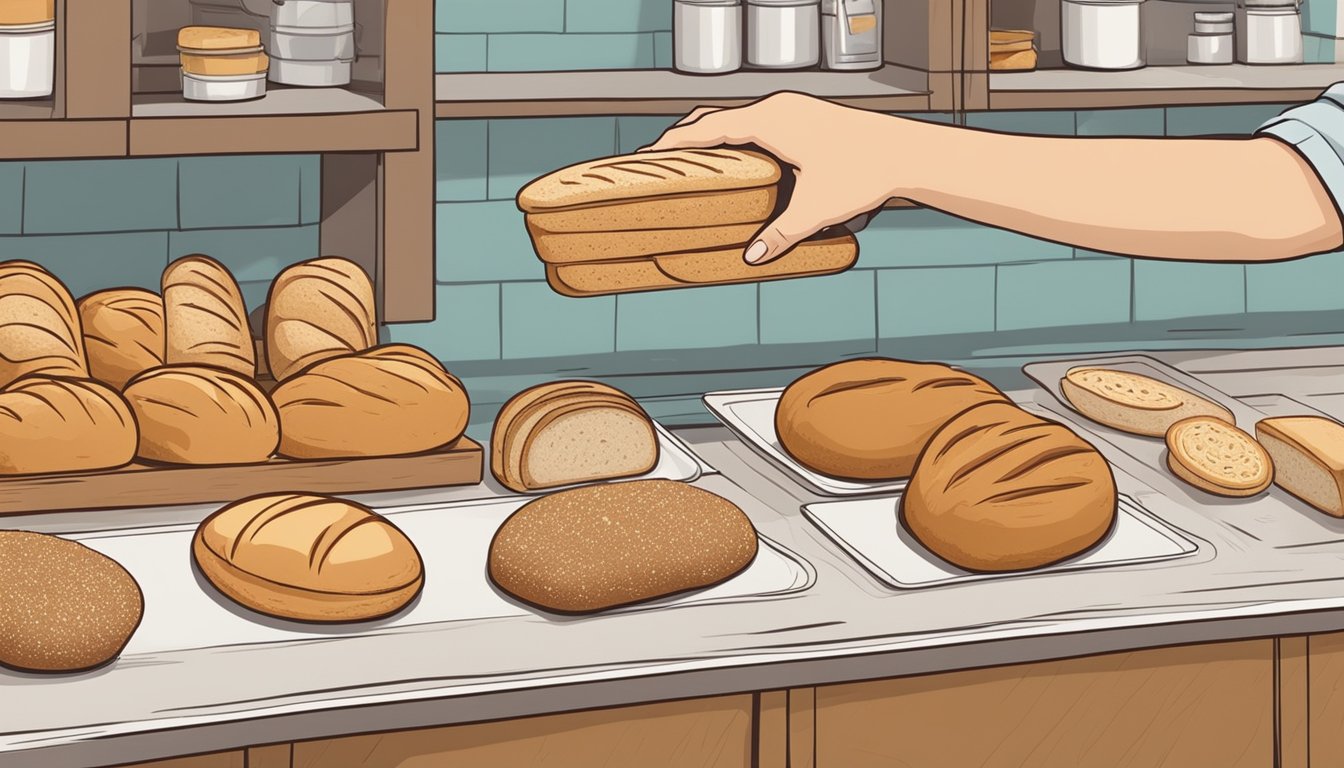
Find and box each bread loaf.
[0,531,142,673]
[528,222,763,264]
[177,26,261,52]
[775,358,1008,481]
[527,187,778,233]
[488,479,757,613]
[1061,367,1233,437]
[1256,416,1344,516]
[78,288,165,389]
[122,365,279,465]
[265,257,377,382]
[163,255,256,377]
[193,493,423,622]
[1165,417,1273,497]
[901,401,1118,572]
[0,260,87,386]
[0,376,137,475]
[491,381,658,492]
[272,344,470,459]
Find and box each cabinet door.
[1311,632,1344,766]
[124,753,245,768]
[294,695,753,768]
[814,640,1274,768]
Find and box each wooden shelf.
[435,66,932,117]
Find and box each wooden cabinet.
[1310,632,1344,766]
[124,752,245,768]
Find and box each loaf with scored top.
[265,257,377,381]
[0,260,87,386]
[78,288,165,389]
[163,255,256,377]
[0,376,137,475]
[122,365,279,465]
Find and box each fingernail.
[744,241,768,264]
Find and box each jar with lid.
[674,0,742,74]
[1240,0,1303,64]
[1188,11,1233,64]
[1061,0,1145,70]
[746,0,820,69]
[0,0,54,99]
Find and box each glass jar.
[746,0,820,69]
[674,0,743,74]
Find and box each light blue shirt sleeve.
[1258,84,1344,214]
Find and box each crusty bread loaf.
[180,51,270,76]
[193,493,423,622]
[1165,416,1273,497]
[1256,416,1344,516]
[0,376,137,475]
[775,358,1008,481]
[177,26,261,52]
[526,187,778,233]
[1061,367,1234,437]
[0,531,142,673]
[529,222,763,264]
[491,381,659,492]
[488,479,757,613]
[265,257,377,382]
[162,255,256,377]
[122,365,279,465]
[78,288,165,389]
[0,260,87,386]
[517,149,781,212]
[901,401,1118,572]
[272,344,470,459]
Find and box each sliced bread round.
[1062,367,1234,437]
[1165,416,1273,497]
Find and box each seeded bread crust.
[163,255,256,377]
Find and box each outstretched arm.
[645,92,1342,265]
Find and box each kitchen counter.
[7,346,1344,768]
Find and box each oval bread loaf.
[193,493,423,622]
[0,260,87,386]
[900,401,1118,572]
[272,344,470,459]
[1165,417,1273,497]
[488,479,758,613]
[491,380,658,493]
[1061,367,1234,437]
[123,365,279,465]
[78,288,165,389]
[0,376,137,475]
[265,257,377,382]
[0,531,143,673]
[775,358,1008,480]
[163,255,256,376]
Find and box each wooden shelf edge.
[0,119,127,160]
[988,86,1328,111]
[128,109,420,157]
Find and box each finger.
[640,110,758,153]
[674,106,722,127]
[743,206,827,265]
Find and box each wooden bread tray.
[0,438,484,515]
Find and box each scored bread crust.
[0,376,138,475]
[1061,367,1234,437]
[265,257,377,382]
[528,222,763,264]
[517,149,781,212]
[163,255,256,377]
[122,365,279,465]
[1165,416,1273,497]
[0,260,88,386]
[526,187,778,234]
[1256,416,1344,516]
[78,288,165,389]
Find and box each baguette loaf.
[1256,416,1344,516]
[491,381,659,493]
[1061,367,1234,437]
[1165,417,1272,497]
[0,531,142,673]
[901,401,1118,572]
[0,376,137,475]
[272,344,470,459]
[78,288,165,389]
[0,260,87,386]
[526,187,778,233]
[193,493,423,622]
[122,365,279,465]
[517,149,781,212]
[488,479,757,613]
[163,255,256,377]
[265,257,377,382]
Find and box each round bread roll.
[775,358,1008,480]
[265,257,377,382]
[272,344,470,459]
[0,531,143,673]
[0,376,137,475]
[1166,416,1273,497]
[0,260,87,386]
[163,255,256,377]
[192,493,423,622]
[78,288,165,389]
[123,365,279,465]
[900,401,1118,572]
[488,479,758,613]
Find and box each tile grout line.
[18,164,25,236]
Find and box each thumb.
[743,207,823,265]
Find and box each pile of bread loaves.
[0,255,469,475]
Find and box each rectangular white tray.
[703,387,908,496]
[491,421,707,495]
[74,495,815,656]
[803,494,1198,589]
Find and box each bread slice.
[517,149,780,212]
[528,222,762,264]
[1165,416,1273,497]
[1061,367,1234,437]
[526,187,777,234]
[1256,416,1344,516]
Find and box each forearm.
[888,118,1343,262]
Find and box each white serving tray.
[703,387,908,496]
[74,496,815,656]
[504,422,707,495]
[803,494,1198,589]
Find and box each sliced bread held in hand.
[1062,367,1234,437]
[1166,416,1273,497]
[491,380,659,493]
[1256,416,1344,515]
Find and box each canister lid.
[1194,11,1234,21]
[0,19,54,31]
[676,0,741,5]
[746,0,820,6]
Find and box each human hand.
[642,92,907,264]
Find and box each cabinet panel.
[122,752,245,768]
[815,640,1274,768]
[1311,632,1344,766]
[293,695,753,768]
